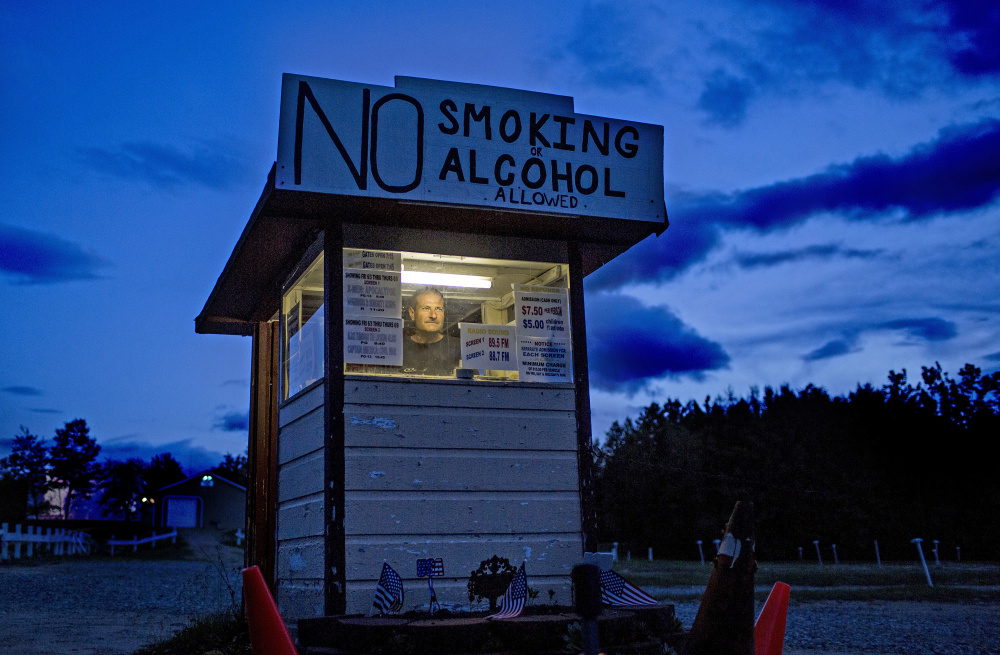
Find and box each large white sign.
[277,74,665,222]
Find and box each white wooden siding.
[344,377,583,614]
[276,382,326,621]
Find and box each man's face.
[409,291,444,334]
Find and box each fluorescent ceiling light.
[401,270,492,288]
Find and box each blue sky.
[2,1,998,471]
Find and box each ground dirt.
[2,538,998,654]
[0,527,244,655]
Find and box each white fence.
[1,523,92,560]
[107,528,177,555]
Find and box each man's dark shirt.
[402,335,460,375]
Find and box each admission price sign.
[459,323,516,371]
[513,284,570,339]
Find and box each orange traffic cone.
[754,582,790,655]
[242,565,298,655]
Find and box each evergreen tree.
[592,363,1000,560]
[98,458,146,520]
[48,419,101,520]
[212,452,248,486]
[144,452,186,492]
[0,426,53,518]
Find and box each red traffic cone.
[242,565,298,655]
[754,582,790,655]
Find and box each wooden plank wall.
[343,377,582,613]
[275,382,326,620]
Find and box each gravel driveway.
[3,536,998,655]
[0,529,244,655]
[673,599,1000,655]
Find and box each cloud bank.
[76,140,247,191]
[0,223,110,285]
[2,386,43,396]
[585,293,729,391]
[555,1,1000,126]
[804,317,958,361]
[590,118,1000,290]
[213,411,249,433]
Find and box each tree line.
[592,363,1000,561]
[0,418,247,522]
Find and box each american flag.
[373,562,404,614]
[416,558,445,577]
[600,570,657,606]
[490,563,527,620]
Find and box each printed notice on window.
[517,337,572,383]
[343,269,402,317]
[344,317,403,366]
[342,249,401,272]
[513,285,569,339]
[459,323,516,372]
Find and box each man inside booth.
[403,287,461,375]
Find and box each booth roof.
[195,164,665,336]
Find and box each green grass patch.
[614,560,1000,603]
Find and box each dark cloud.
[805,338,859,361]
[695,0,1000,125]
[585,293,729,391]
[940,0,1000,77]
[985,351,1000,362]
[587,217,718,290]
[0,223,110,285]
[880,318,958,341]
[698,70,755,127]
[29,408,62,414]
[802,317,957,361]
[213,410,249,432]
[590,119,1000,290]
[2,386,42,396]
[735,244,883,269]
[76,140,247,190]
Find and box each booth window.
[282,251,325,400]
[343,248,572,383]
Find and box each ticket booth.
[196,74,666,620]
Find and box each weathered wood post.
[196,73,667,624]
[682,501,756,655]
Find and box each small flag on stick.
[489,562,527,620]
[373,562,404,614]
[600,570,657,606]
